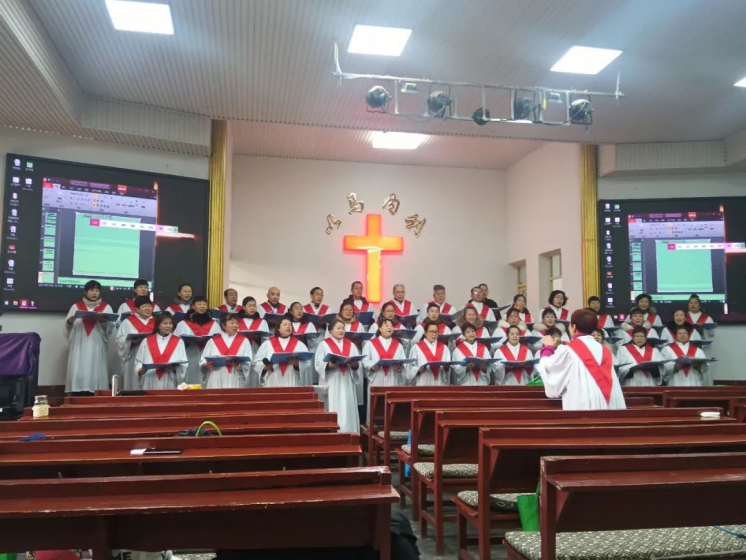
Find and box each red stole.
[597,314,610,329]
[392,300,412,315]
[546,307,568,321]
[350,321,362,332]
[416,341,446,378]
[420,322,446,334]
[168,303,189,314]
[269,336,299,375]
[184,320,214,337]
[430,301,453,315]
[212,334,247,372]
[686,312,709,325]
[219,304,238,313]
[499,344,532,383]
[125,299,136,312]
[521,311,532,324]
[467,303,490,319]
[261,302,287,314]
[501,327,526,337]
[240,317,263,331]
[293,322,310,334]
[624,343,654,377]
[370,337,401,376]
[326,337,354,375]
[127,314,155,334]
[456,342,488,382]
[568,337,613,403]
[354,301,370,312]
[75,301,108,336]
[645,312,657,324]
[304,303,329,316]
[669,342,698,376]
[146,335,181,379]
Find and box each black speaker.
[0,376,27,420]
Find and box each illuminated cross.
[344,214,403,303]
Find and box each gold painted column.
[580,144,600,303]
[207,120,228,309]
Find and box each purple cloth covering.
[0,332,40,377]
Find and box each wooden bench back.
[65,392,319,405]
[93,387,315,396]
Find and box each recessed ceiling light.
[551,46,622,75]
[735,76,746,88]
[371,131,427,150]
[348,25,412,56]
[105,0,174,35]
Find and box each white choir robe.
[451,341,492,386]
[238,316,270,359]
[411,323,452,345]
[64,301,115,393]
[166,302,191,316]
[218,303,241,313]
[362,336,407,386]
[530,326,569,353]
[490,322,530,352]
[687,311,716,339]
[623,310,663,329]
[292,322,318,385]
[199,333,252,389]
[451,325,490,346]
[659,325,701,346]
[417,301,458,323]
[616,343,665,387]
[407,341,451,386]
[314,337,361,434]
[253,336,310,388]
[465,302,496,323]
[661,342,711,387]
[115,314,155,391]
[494,343,536,386]
[597,313,615,330]
[390,299,417,321]
[537,335,627,410]
[257,302,288,318]
[517,311,534,326]
[174,320,221,385]
[618,326,664,347]
[546,305,571,323]
[134,334,187,390]
[116,300,162,319]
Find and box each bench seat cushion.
[505,525,746,560]
[456,490,528,512]
[400,444,436,457]
[377,430,409,441]
[414,462,478,479]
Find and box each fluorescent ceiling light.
[371,131,427,150]
[735,76,746,88]
[105,0,174,35]
[551,46,622,75]
[348,25,412,56]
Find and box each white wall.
[600,171,746,380]
[506,143,582,312]
[0,128,209,386]
[229,156,513,311]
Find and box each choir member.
[512,294,532,326]
[218,288,240,313]
[494,307,529,350]
[199,314,252,389]
[619,308,661,345]
[494,325,536,386]
[115,296,156,391]
[334,301,367,334]
[315,318,362,434]
[686,294,715,339]
[165,283,193,316]
[478,283,500,317]
[237,296,269,385]
[174,295,220,385]
[587,296,615,329]
[452,306,489,344]
[254,317,310,388]
[350,280,375,315]
[134,313,187,390]
[623,293,663,329]
[465,286,496,323]
[362,318,407,403]
[617,326,665,387]
[661,323,711,387]
[418,284,457,322]
[258,286,287,318]
[591,328,616,354]
[289,301,318,385]
[537,309,626,410]
[64,280,115,394]
[660,309,702,345]
[116,278,161,316]
[451,323,492,386]
[545,290,570,323]
[389,284,417,326]
[373,302,404,331]
[412,303,452,344]
[304,286,330,316]
[407,319,451,386]
[532,309,569,350]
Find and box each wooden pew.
[398,406,730,513]
[471,424,746,560]
[0,467,398,559]
[0,410,338,440]
[23,399,325,419]
[93,387,315,396]
[0,432,360,479]
[663,390,746,416]
[65,391,319,405]
[504,453,746,560]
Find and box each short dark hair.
[542,308,556,320]
[310,286,323,296]
[134,296,152,308]
[548,290,567,306]
[675,323,693,335]
[328,318,346,332]
[221,313,240,326]
[192,294,208,304]
[479,283,489,289]
[635,293,652,303]
[224,288,237,297]
[84,280,102,292]
[587,296,601,305]
[134,279,148,289]
[507,325,521,335]
[154,312,174,333]
[426,303,440,313]
[351,281,363,289]
[242,296,256,306]
[423,318,440,333]
[505,307,520,318]
[630,307,644,316]
[433,284,446,292]
[544,326,562,338]
[461,322,477,334]
[178,283,192,292]
[570,309,597,335]
[632,326,648,337]
[688,294,701,304]
[513,294,526,303]
[275,316,293,336]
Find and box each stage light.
[347,25,412,56]
[513,97,535,120]
[427,91,451,117]
[569,98,593,124]
[472,108,490,126]
[400,82,419,94]
[105,0,174,34]
[735,76,746,88]
[551,46,622,75]
[365,86,391,111]
[371,131,427,150]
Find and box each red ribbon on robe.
[304,303,329,316]
[567,338,614,403]
[686,312,709,325]
[293,322,310,334]
[240,317,263,331]
[212,334,247,372]
[370,337,401,376]
[75,301,108,336]
[467,303,490,319]
[416,341,445,378]
[127,314,155,334]
[456,342,489,382]
[146,335,181,379]
[269,336,299,375]
[391,299,412,316]
[261,302,287,314]
[623,343,654,377]
[499,344,532,383]
[326,337,354,375]
[669,342,698,376]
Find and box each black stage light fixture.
[472,107,491,125]
[365,86,391,111]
